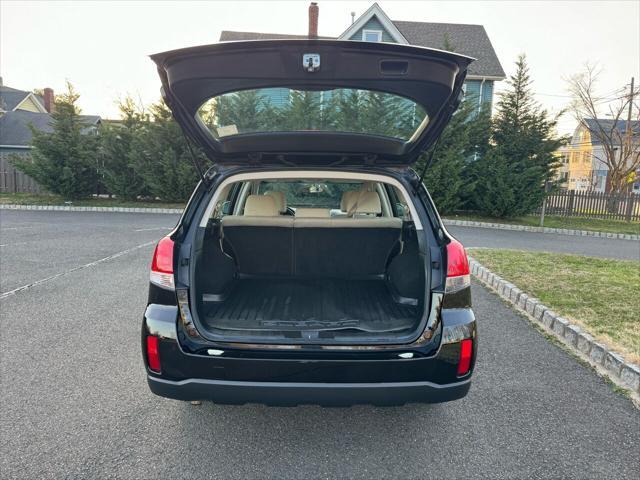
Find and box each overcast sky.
[1,0,638,134]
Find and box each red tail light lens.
[457,338,473,376]
[146,336,161,373]
[445,238,470,293]
[150,236,175,290]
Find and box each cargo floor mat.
[202,278,418,333]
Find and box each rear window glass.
[259,181,362,209]
[198,88,428,142]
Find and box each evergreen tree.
[327,89,361,132]
[130,101,203,202]
[360,91,401,137]
[395,101,427,140]
[317,91,339,130]
[416,100,491,214]
[99,97,148,200]
[281,90,322,130]
[468,147,518,217]
[13,82,98,200]
[214,90,276,133]
[471,55,565,217]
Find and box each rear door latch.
[303,53,320,72]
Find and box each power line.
[531,92,629,104]
[593,94,634,105]
[507,86,631,101]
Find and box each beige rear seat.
[221,195,293,275]
[246,194,277,216]
[340,190,359,212]
[264,191,287,214]
[294,191,402,277]
[295,208,331,218]
[221,193,402,278]
[348,190,382,217]
[222,195,293,227]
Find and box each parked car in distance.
[142,40,476,406]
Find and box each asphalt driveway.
[0,210,178,293]
[1,210,638,479]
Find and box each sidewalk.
[0,204,183,214]
[444,218,639,241]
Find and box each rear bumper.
[148,375,471,406]
[143,303,477,406]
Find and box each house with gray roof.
[580,118,640,143]
[0,84,48,115]
[220,2,505,114]
[565,118,640,193]
[0,80,101,193]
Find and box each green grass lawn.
[469,249,640,364]
[445,213,640,235]
[0,193,184,210]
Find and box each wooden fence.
[0,153,43,194]
[537,190,640,222]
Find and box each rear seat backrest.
[245,194,278,216]
[222,194,402,279]
[294,196,402,278]
[295,208,331,218]
[221,195,293,275]
[349,191,381,216]
[264,191,287,214]
[340,191,358,212]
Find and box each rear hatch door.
[151,40,474,168]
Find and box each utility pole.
[627,77,635,128]
[624,77,635,194]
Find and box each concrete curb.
[469,255,640,402]
[0,204,183,214]
[444,218,639,241]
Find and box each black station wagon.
[142,39,477,406]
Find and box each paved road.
[448,225,640,260]
[1,211,639,479]
[0,210,180,293]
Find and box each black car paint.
[142,163,476,405]
[151,40,473,166]
[143,39,476,404]
[143,297,476,405]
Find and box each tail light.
[150,236,175,290]
[457,338,473,376]
[445,238,470,293]
[146,336,161,373]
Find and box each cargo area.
[191,178,428,344]
[202,278,418,335]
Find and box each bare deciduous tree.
[567,65,639,194]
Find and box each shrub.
[98,97,148,200]
[13,82,98,200]
[129,101,203,203]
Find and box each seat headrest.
[244,195,278,216]
[340,191,359,212]
[353,191,381,215]
[264,191,287,213]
